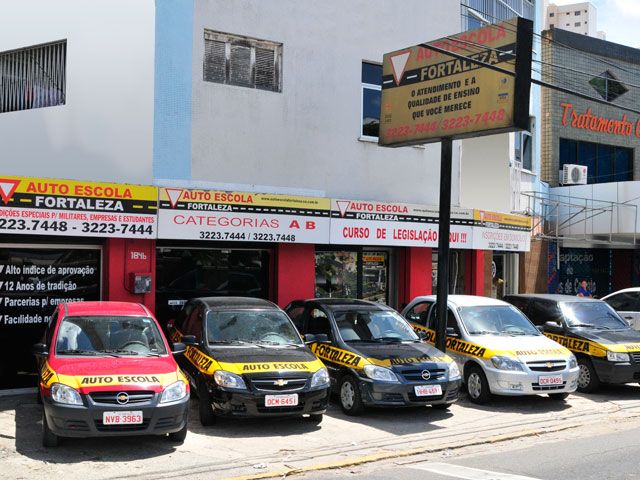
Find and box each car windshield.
[561,301,630,330]
[458,306,540,336]
[206,310,303,346]
[55,316,167,356]
[335,309,419,342]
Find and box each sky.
[549,0,640,48]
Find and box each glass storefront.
[314,249,394,305]
[155,247,270,327]
[432,250,465,295]
[490,252,519,299]
[0,246,101,389]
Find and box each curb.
[223,423,581,480]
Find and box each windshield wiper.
[467,330,498,335]
[208,340,250,345]
[571,323,596,328]
[57,349,99,356]
[255,340,300,347]
[104,349,140,356]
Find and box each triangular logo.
[390,51,411,86]
[336,201,351,218]
[165,189,183,208]
[0,179,20,205]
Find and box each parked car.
[602,288,640,330]
[401,295,579,404]
[167,297,330,425]
[504,294,640,393]
[285,298,461,415]
[33,301,190,447]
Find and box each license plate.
[414,384,443,396]
[102,411,143,425]
[264,394,298,407]
[538,375,563,386]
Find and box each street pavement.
[2,384,640,479]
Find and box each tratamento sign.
[0,176,157,238]
[158,188,331,244]
[379,17,532,146]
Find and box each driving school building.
[0,0,537,390]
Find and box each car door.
[301,305,341,383]
[404,300,435,334]
[177,301,204,379]
[604,292,640,330]
[427,304,463,367]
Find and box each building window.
[515,130,532,171]
[589,70,628,102]
[549,12,555,17]
[575,10,581,15]
[361,62,381,139]
[575,22,581,27]
[560,138,633,184]
[0,40,66,114]
[203,30,282,92]
[550,24,555,28]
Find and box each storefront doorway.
[314,248,396,306]
[0,244,101,390]
[490,253,519,299]
[155,246,271,328]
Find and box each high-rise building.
[545,1,606,39]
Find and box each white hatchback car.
[401,295,580,404]
[602,288,640,330]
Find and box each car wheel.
[197,380,216,426]
[548,392,570,401]
[431,402,453,410]
[465,364,491,404]
[306,413,323,425]
[167,422,188,443]
[339,375,364,416]
[577,357,601,393]
[42,411,59,447]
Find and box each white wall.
[0,0,155,185]
[190,0,461,206]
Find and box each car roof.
[63,301,150,316]
[602,287,640,298]
[195,296,280,310]
[294,298,393,310]
[504,294,601,303]
[408,295,510,308]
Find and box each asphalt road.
[301,427,640,480]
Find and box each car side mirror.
[172,342,186,355]
[544,320,562,331]
[417,331,427,340]
[446,327,459,337]
[181,335,197,346]
[305,333,329,343]
[32,343,49,357]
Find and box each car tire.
[431,402,453,410]
[339,375,364,416]
[465,364,491,404]
[306,413,323,425]
[548,392,569,401]
[167,422,188,443]
[197,381,216,426]
[577,357,601,393]
[42,411,59,447]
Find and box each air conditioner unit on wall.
[560,164,588,185]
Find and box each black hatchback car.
[168,297,330,425]
[285,299,461,415]
[504,294,640,392]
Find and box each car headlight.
[568,354,578,369]
[310,368,330,388]
[214,370,247,389]
[363,365,399,382]
[51,383,83,405]
[160,381,188,403]
[448,362,461,379]
[607,351,630,362]
[491,356,524,371]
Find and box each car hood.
[566,327,640,352]
[203,345,325,374]
[464,334,572,359]
[348,341,450,366]
[44,355,180,392]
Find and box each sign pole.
[435,137,453,353]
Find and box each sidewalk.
[2,385,640,480]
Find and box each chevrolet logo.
[546,362,554,369]
[116,392,129,405]
[274,379,288,387]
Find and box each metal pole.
[435,137,453,353]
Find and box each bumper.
[211,387,330,417]
[43,394,189,438]
[484,366,579,396]
[359,378,461,407]
[592,358,640,384]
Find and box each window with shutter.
[203,30,281,92]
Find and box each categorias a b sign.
[158,188,331,244]
[379,17,532,146]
